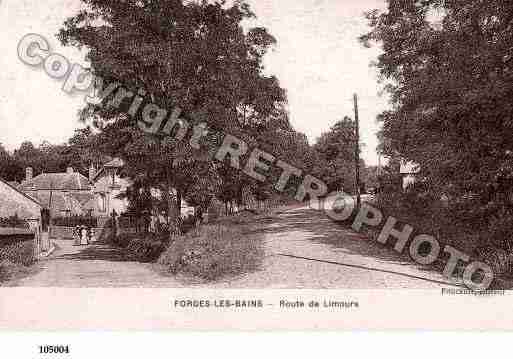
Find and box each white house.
[400,161,420,190]
[0,177,50,256]
[90,158,131,217]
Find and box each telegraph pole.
[353,93,361,208]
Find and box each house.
[16,159,131,219]
[91,159,194,219]
[0,178,42,224]
[15,157,194,228]
[400,161,420,190]
[90,158,130,217]
[20,166,95,217]
[0,177,49,256]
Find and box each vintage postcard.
[1,0,513,332]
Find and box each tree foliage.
[57,0,293,233]
[312,116,364,193]
[362,0,513,202]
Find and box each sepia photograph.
[1,0,513,334]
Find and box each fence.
[118,215,147,234]
[52,215,99,228]
[0,216,30,229]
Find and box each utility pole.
[353,93,361,208]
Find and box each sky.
[0,0,388,165]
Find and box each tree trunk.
[166,166,181,240]
[177,188,183,217]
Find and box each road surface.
[9,206,453,288]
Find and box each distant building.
[400,161,420,190]
[20,166,94,217]
[0,177,48,255]
[0,178,42,222]
[14,158,195,223]
[90,158,130,217]
[17,159,130,218]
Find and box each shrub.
[480,209,513,252]
[158,224,265,281]
[0,238,35,266]
[114,233,139,248]
[124,233,168,262]
[0,260,28,283]
[374,191,480,252]
[373,191,513,282]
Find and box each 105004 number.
[39,346,70,354]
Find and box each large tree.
[361,0,513,204]
[312,116,364,193]
[0,144,21,182]
[58,0,287,236]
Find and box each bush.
[0,238,35,266]
[113,232,139,248]
[124,233,168,262]
[374,191,513,281]
[0,260,30,283]
[374,191,479,253]
[480,209,513,252]
[158,224,265,281]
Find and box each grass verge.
[158,222,265,282]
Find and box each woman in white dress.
[80,226,89,245]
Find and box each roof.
[400,161,420,175]
[0,178,42,219]
[92,158,125,181]
[0,178,41,207]
[21,172,91,191]
[30,191,89,216]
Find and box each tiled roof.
[0,178,42,219]
[0,197,40,219]
[21,172,91,191]
[400,161,420,175]
[30,191,86,216]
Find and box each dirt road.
[214,207,455,289]
[10,207,455,289]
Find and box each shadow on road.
[264,207,459,287]
[55,242,130,262]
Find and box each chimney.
[67,167,74,174]
[26,167,33,182]
[89,164,96,182]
